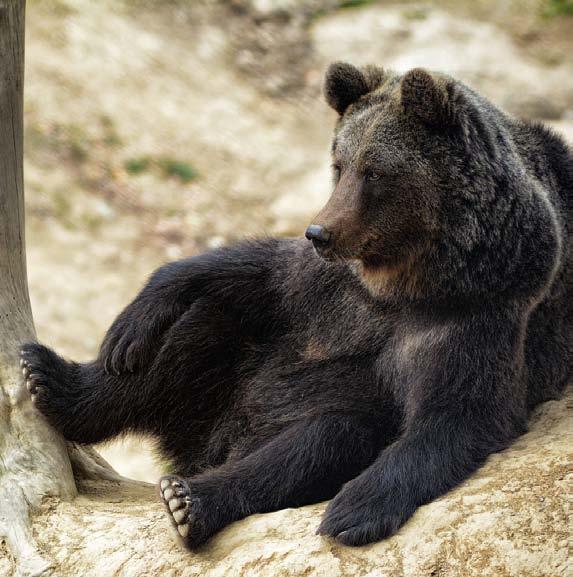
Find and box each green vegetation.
[124,156,198,183]
[545,0,573,16]
[157,158,198,183]
[25,118,122,165]
[62,124,90,162]
[308,0,375,22]
[338,0,374,9]
[25,122,89,163]
[124,157,151,175]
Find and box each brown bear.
[21,62,571,549]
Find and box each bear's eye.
[365,171,382,182]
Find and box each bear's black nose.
[305,224,332,246]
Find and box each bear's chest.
[377,320,454,411]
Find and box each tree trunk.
[0,3,125,576]
[0,1,73,574]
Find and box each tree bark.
[0,3,126,576]
[0,1,72,574]
[0,1,74,574]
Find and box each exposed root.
[0,482,52,577]
[68,444,131,484]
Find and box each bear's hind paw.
[20,342,72,409]
[159,476,194,543]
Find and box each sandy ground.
[22,0,572,482]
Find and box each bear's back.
[507,120,572,406]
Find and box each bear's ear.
[401,68,456,126]
[324,62,384,116]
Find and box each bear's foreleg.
[98,240,281,376]
[317,311,529,546]
[316,410,516,545]
[158,413,382,549]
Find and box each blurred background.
[24,0,573,482]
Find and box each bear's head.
[306,62,560,303]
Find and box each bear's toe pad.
[20,347,49,399]
[159,476,193,542]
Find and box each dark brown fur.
[20,62,571,549]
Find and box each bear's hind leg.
[21,296,244,452]
[158,414,383,550]
[137,297,243,473]
[20,342,141,444]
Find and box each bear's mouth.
[312,244,338,262]
[312,239,387,268]
[312,241,361,263]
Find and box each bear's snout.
[305,224,332,246]
[305,224,334,259]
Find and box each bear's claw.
[20,347,52,399]
[20,356,37,394]
[19,342,82,439]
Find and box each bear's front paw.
[99,298,176,375]
[20,342,78,434]
[316,479,416,546]
[100,327,150,376]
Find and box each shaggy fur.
[21,62,571,549]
